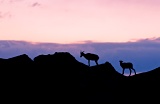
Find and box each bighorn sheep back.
[80,51,99,66]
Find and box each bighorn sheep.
[119,60,136,76]
[80,51,99,66]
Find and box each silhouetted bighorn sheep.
[119,60,136,76]
[80,51,99,66]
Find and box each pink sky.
[0,0,160,43]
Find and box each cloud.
[30,2,41,7]
[136,37,160,43]
[0,37,159,74]
[9,0,23,3]
[0,12,11,19]
[0,0,23,4]
[0,0,24,19]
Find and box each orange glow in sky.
[0,0,160,43]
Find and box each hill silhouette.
[1,52,160,103]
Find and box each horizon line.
[0,36,159,44]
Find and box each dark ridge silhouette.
[1,52,160,103]
[0,54,33,65]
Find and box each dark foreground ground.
[1,52,160,103]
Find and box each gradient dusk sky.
[0,0,160,43]
[0,0,160,74]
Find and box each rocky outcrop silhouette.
[1,52,160,103]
